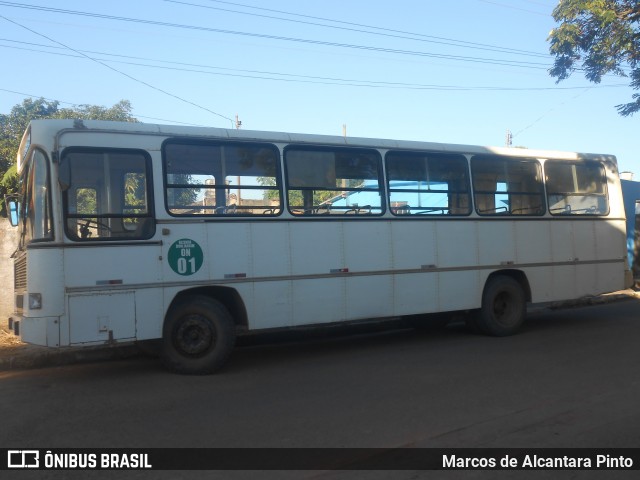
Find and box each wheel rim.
[174,314,215,357]
[492,291,515,325]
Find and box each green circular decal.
[168,238,204,276]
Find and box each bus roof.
[18,118,617,174]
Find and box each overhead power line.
[0,13,235,125]
[0,38,629,92]
[166,0,551,59]
[0,1,551,69]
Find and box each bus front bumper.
[7,315,61,347]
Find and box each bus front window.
[22,149,53,244]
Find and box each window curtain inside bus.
[471,156,545,216]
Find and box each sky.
[0,0,638,174]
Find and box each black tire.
[476,275,526,336]
[162,295,236,374]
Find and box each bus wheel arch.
[168,286,248,330]
[475,270,530,336]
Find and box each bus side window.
[164,141,282,216]
[285,146,384,216]
[471,156,545,216]
[546,161,609,215]
[386,151,471,216]
[62,149,155,241]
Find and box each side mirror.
[4,195,20,227]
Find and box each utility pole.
[235,114,242,129]
[505,129,513,147]
[342,124,347,137]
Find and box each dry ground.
[0,323,23,349]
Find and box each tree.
[548,0,640,116]
[0,98,137,215]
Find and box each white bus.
[5,119,631,373]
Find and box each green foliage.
[75,188,98,215]
[53,100,136,122]
[256,175,336,207]
[124,173,146,209]
[548,0,640,116]
[0,98,137,216]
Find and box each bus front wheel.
[476,275,526,336]
[162,295,236,374]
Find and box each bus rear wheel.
[162,295,236,374]
[476,275,526,336]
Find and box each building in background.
[621,178,640,284]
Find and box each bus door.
[61,147,162,345]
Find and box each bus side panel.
[574,219,626,296]
[576,264,597,295]
[391,221,437,271]
[549,221,577,300]
[594,219,628,293]
[521,267,554,303]
[515,221,552,264]
[393,273,437,316]
[135,288,165,340]
[573,220,597,262]
[550,221,574,264]
[64,245,162,289]
[391,221,438,316]
[439,270,481,311]
[292,278,346,326]
[346,276,393,320]
[207,223,251,279]
[68,292,135,344]
[343,221,392,272]
[251,222,293,278]
[551,265,577,301]
[289,222,343,275]
[249,281,293,330]
[289,222,345,326]
[161,224,208,305]
[436,221,478,269]
[65,244,162,344]
[514,221,556,303]
[595,219,627,263]
[344,222,393,320]
[596,262,626,294]
[477,221,516,266]
[208,222,293,330]
[436,221,482,311]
